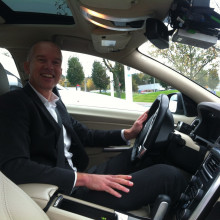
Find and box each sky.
[0,50,19,77]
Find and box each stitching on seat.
[1,175,13,220]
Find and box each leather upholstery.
[0,171,50,220]
[19,184,58,210]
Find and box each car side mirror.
[168,92,197,117]
[169,93,178,113]
[168,93,185,114]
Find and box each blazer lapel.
[23,83,66,167]
[23,84,89,171]
[56,100,72,130]
[23,83,60,135]
[56,100,89,171]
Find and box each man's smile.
[41,73,54,78]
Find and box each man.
[0,41,187,211]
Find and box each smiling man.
[0,41,187,212]
[24,41,63,100]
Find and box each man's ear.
[23,61,30,75]
[59,68,62,79]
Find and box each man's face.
[24,42,62,97]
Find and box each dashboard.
[193,102,220,147]
[174,102,220,220]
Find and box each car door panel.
[66,105,140,168]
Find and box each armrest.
[19,184,58,209]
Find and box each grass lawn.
[103,90,178,103]
[101,89,219,103]
[133,90,178,102]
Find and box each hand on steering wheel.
[131,94,171,162]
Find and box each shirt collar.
[28,82,59,107]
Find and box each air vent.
[203,155,220,179]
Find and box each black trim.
[57,198,118,220]
[43,190,60,213]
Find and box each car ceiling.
[0,0,173,83]
[0,0,173,52]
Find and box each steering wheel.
[131,94,170,162]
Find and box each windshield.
[139,0,220,98]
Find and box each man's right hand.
[124,111,148,140]
[76,173,134,198]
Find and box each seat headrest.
[0,63,10,95]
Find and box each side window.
[0,48,22,90]
[60,50,176,112]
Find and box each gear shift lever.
[151,195,171,220]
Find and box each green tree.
[66,57,84,88]
[86,77,96,91]
[115,63,125,91]
[149,42,219,89]
[58,75,65,86]
[132,73,151,85]
[132,80,138,92]
[207,68,219,90]
[103,59,124,98]
[92,61,109,93]
[157,80,169,90]
[132,73,170,91]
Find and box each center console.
[20,183,152,220]
[53,194,147,220]
[176,147,220,220]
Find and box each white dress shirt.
[29,84,77,188]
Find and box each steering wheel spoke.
[131,94,172,163]
[137,145,147,159]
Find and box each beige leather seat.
[0,171,50,220]
[0,64,49,219]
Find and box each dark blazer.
[0,84,126,194]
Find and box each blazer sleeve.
[70,117,127,147]
[0,91,75,195]
[57,98,127,148]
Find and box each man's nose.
[45,61,54,70]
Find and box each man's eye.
[38,59,45,62]
[53,61,61,65]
